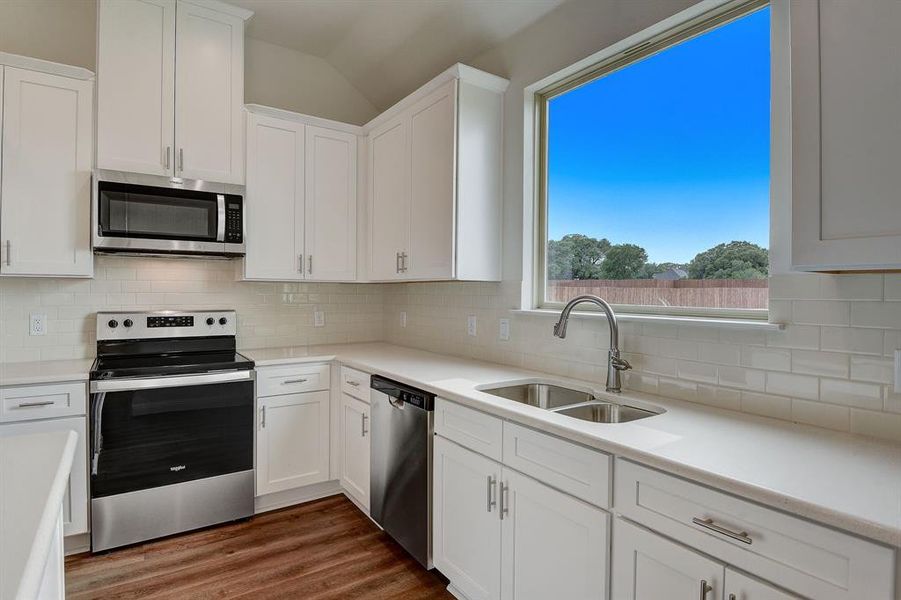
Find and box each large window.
[537,3,770,318]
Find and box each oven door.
[89,371,254,499]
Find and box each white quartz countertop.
[0,430,77,600]
[245,342,901,548]
[0,358,93,386]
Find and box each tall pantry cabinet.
[96,0,251,184]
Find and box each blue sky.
[547,7,770,264]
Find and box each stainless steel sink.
[481,383,594,409]
[552,401,658,423]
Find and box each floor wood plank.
[66,495,453,599]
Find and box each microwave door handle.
[216,195,226,242]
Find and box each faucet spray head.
[553,319,567,338]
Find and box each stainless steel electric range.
[89,310,254,552]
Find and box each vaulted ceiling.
[229,0,565,110]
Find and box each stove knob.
[206,317,215,326]
[107,319,118,328]
[219,317,228,326]
[123,319,133,328]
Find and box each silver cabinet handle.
[361,413,368,436]
[164,146,171,169]
[260,405,266,428]
[400,251,408,272]
[346,380,360,387]
[499,481,509,520]
[395,252,402,274]
[4,240,10,266]
[699,580,712,600]
[298,254,304,274]
[17,400,56,408]
[308,255,313,275]
[178,148,184,172]
[282,378,308,385]
[487,475,497,513]
[692,517,752,545]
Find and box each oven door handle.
[216,194,226,242]
[91,392,106,476]
[89,370,253,393]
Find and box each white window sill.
[511,309,785,331]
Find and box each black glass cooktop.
[91,351,254,380]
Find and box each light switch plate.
[894,350,900,394]
[499,318,510,341]
[313,311,325,327]
[467,315,477,337]
[400,311,407,328]
[29,313,47,336]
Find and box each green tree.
[636,261,688,279]
[688,241,768,279]
[547,234,611,280]
[599,243,648,279]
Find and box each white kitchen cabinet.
[241,106,361,282]
[791,0,901,270]
[243,113,305,281]
[304,126,357,281]
[339,394,370,509]
[612,518,722,600]
[256,390,330,496]
[96,0,176,176]
[0,415,88,536]
[500,468,608,600]
[0,65,93,277]
[366,65,507,282]
[433,435,502,600]
[725,569,800,600]
[96,0,250,184]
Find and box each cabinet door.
[305,126,357,281]
[0,416,88,536]
[340,394,370,509]
[96,0,176,176]
[791,0,901,270]
[407,79,456,280]
[433,435,502,600]
[500,468,608,600]
[243,114,305,281]
[612,518,723,600]
[175,1,245,184]
[256,391,329,496]
[725,569,800,600]
[368,117,409,280]
[1,67,93,277]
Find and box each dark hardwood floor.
[66,495,453,599]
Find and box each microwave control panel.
[224,196,243,243]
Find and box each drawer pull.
[486,475,497,513]
[691,517,752,545]
[499,481,509,520]
[361,413,368,437]
[346,380,361,387]
[17,400,56,408]
[699,580,712,600]
[282,378,309,385]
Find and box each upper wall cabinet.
[0,58,94,277]
[366,65,508,282]
[97,0,251,184]
[241,106,359,282]
[791,0,901,271]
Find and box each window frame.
[532,0,771,321]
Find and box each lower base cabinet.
[339,393,370,509]
[433,435,609,600]
[612,519,799,600]
[256,390,330,496]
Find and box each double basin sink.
[480,382,660,423]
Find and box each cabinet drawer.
[435,398,503,462]
[502,422,610,509]
[256,364,330,397]
[614,459,895,600]
[0,382,87,423]
[341,366,370,402]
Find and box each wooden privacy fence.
[548,279,768,309]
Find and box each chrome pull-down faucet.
[553,294,632,393]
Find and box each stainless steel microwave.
[93,170,245,257]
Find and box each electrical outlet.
[467,315,477,337]
[498,318,510,341]
[313,311,325,327]
[400,311,407,328]
[895,350,901,394]
[29,313,47,336]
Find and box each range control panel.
[97,311,237,341]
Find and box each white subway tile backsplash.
[850,409,901,442]
[697,342,741,365]
[717,366,766,391]
[849,355,894,384]
[740,391,792,421]
[884,274,901,300]
[766,371,819,401]
[766,325,820,350]
[850,302,901,329]
[820,326,884,355]
[819,379,883,410]
[741,346,791,371]
[676,360,718,384]
[791,300,850,326]
[791,398,850,432]
[696,384,741,411]
[791,349,849,378]
[818,274,884,301]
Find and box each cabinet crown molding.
[0,52,94,80]
[244,104,364,135]
[178,0,253,21]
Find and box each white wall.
[0,0,96,70]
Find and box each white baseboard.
[64,533,90,556]
[254,480,343,514]
[447,583,472,600]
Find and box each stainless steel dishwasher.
[370,375,435,569]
